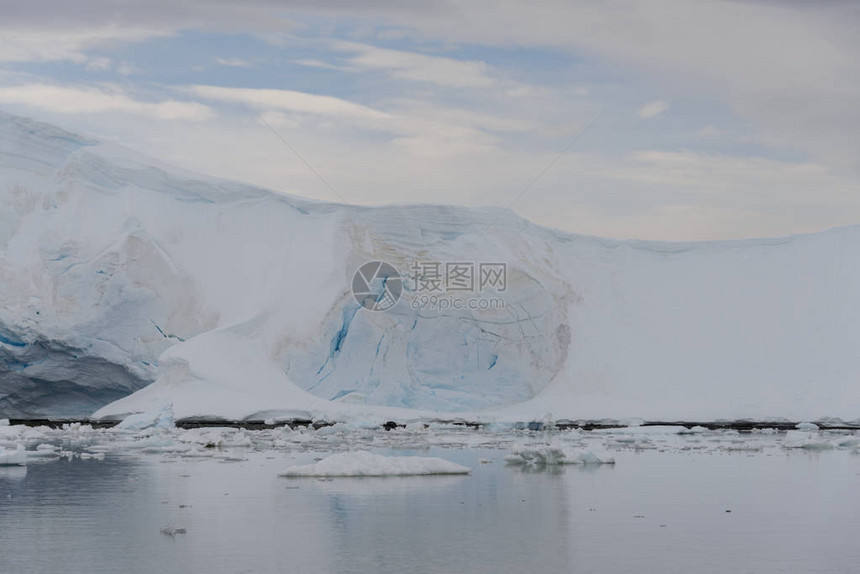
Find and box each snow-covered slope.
[1,111,858,422]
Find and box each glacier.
[1,110,859,423]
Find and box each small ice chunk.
[784,430,834,449]
[160,526,187,537]
[219,431,252,448]
[27,444,59,458]
[181,446,215,458]
[278,451,471,477]
[177,428,227,447]
[505,443,615,466]
[836,436,860,448]
[116,404,174,431]
[0,445,27,466]
[593,425,685,436]
[573,444,616,464]
[505,445,568,466]
[795,422,819,431]
[136,436,185,453]
[0,425,21,440]
[80,452,106,460]
[314,424,345,437]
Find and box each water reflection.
[0,456,168,573]
[0,447,858,574]
[0,465,26,482]
[317,450,575,574]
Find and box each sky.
[0,0,858,240]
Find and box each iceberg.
[278,451,471,477]
[783,430,836,450]
[2,110,860,423]
[505,443,615,466]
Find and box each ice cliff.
[1,111,858,422]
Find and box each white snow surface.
[278,451,471,477]
[2,111,860,422]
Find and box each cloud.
[618,150,839,193]
[84,57,112,71]
[4,1,844,169]
[181,85,535,154]
[0,2,299,66]
[638,100,669,119]
[185,85,390,121]
[215,57,253,68]
[0,84,213,120]
[696,125,723,139]
[2,0,859,240]
[517,149,860,240]
[333,41,496,88]
[292,58,353,72]
[116,62,141,76]
[355,0,860,170]
[34,99,857,242]
[385,99,535,133]
[0,26,169,64]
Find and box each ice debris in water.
[0,445,27,466]
[278,451,471,477]
[79,452,106,460]
[27,444,59,458]
[160,526,187,537]
[117,404,175,431]
[783,430,835,450]
[505,443,615,466]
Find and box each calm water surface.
[1,446,858,573]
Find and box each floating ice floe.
[505,443,615,466]
[795,422,820,431]
[836,435,860,448]
[594,425,688,436]
[0,444,27,466]
[678,425,710,434]
[278,451,471,477]
[27,444,59,458]
[181,446,216,458]
[783,430,835,449]
[117,405,175,431]
[79,452,106,460]
[136,436,187,454]
[175,427,253,449]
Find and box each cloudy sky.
[1,0,858,240]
